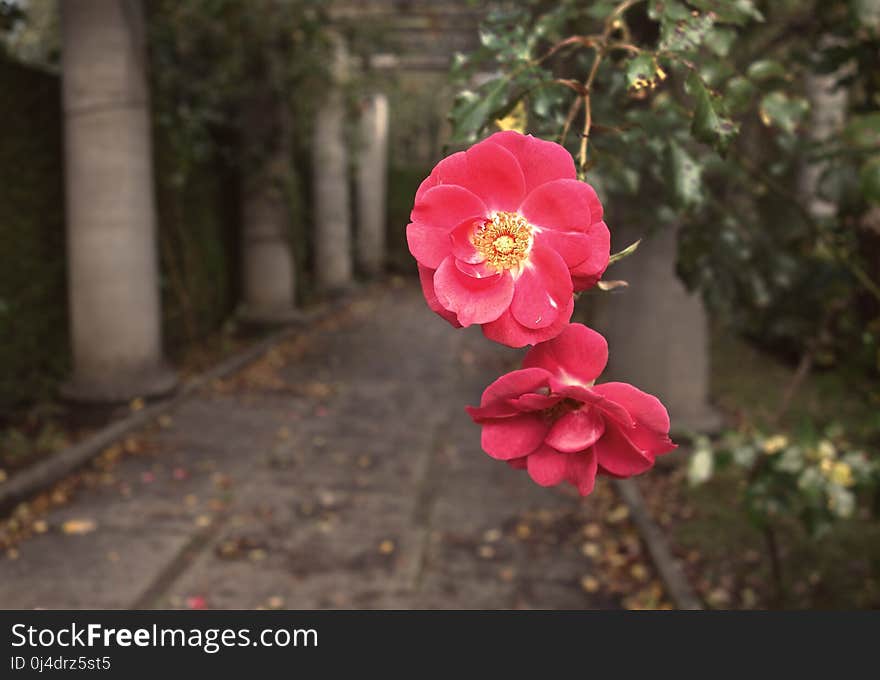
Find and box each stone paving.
[0,280,668,609]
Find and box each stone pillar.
[593,223,721,434]
[312,36,353,293]
[238,103,298,325]
[59,0,176,403]
[355,93,389,276]
[799,41,849,219]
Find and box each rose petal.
[454,258,500,279]
[485,131,577,195]
[570,220,611,291]
[433,256,514,327]
[481,415,548,460]
[418,264,461,328]
[482,295,574,348]
[565,449,598,496]
[414,150,468,202]
[527,446,569,486]
[519,179,602,233]
[449,219,486,264]
[476,367,554,409]
[545,408,606,453]
[522,323,608,387]
[414,140,526,212]
[507,456,528,470]
[510,244,572,329]
[593,424,655,477]
[509,392,561,412]
[592,382,676,457]
[407,222,453,269]
[533,228,595,269]
[466,367,554,420]
[410,184,487,231]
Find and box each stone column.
[59,0,176,402]
[799,40,849,219]
[593,223,721,434]
[312,36,353,293]
[355,93,389,277]
[238,102,299,326]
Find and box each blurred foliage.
[689,427,880,537]
[0,56,68,415]
[448,0,880,410]
[147,0,333,183]
[0,0,57,67]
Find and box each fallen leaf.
[478,545,496,559]
[580,575,600,593]
[62,519,97,535]
[483,528,502,543]
[583,523,602,539]
[606,505,630,524]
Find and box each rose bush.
[466,324,676,495]
[408,130,610,347]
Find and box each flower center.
[472,212,533,272]
[542,398,583,423]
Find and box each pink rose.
[408,131,610,347]
[466,324,676,495]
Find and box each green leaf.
[669,142,704,209]
[759,92,809,135]
[626,53,660,90]
[705,27,737,57]
[685,0,764,25]
[659,10,715,53]
[608,239,642,265]
[860,157,880,204]
[687,71,739,154]
[851,0,880,31]
[649,0,689,21]
[746,59,787,82]
[448,78,510,143]
[724,76,756,114]
[844,112,880,147]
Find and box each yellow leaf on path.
[62,519,97,535]
[607,505,630,523]
[580,575,600,593]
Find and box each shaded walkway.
[0,280,667,609]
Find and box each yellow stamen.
[472,212,533,272]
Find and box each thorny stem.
[561,0,646,174]
[578,49,604,174]
[763,524,786,607]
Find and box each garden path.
[0,280,665,609]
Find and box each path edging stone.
[613,478,703,610]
